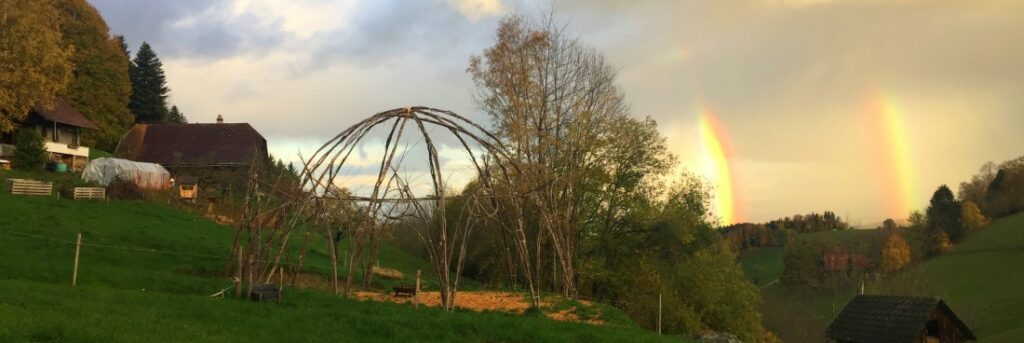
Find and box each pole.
[658,292,662,335]
[72,233,82,286]
[415,269,421,309]
[278,266,284,303]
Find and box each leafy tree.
[12,128,47,170]
[781,239,826,290]
[984,156,1024,218]
[929,230,953,256]
[958,162,997,210]
[54,0,134,151]
[926,185,965,242]
[907,210,927,228]
[960,201,988,233]
[129,42,170,123]
[168,105,188,123]
[0,0,74,133]
[879,233,911,273]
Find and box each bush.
[12,127,47,170]
[107,178,144,200]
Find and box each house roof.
[115,123,267,167]
[826,295,976,343]
[31,98,98,129]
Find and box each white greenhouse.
[81,157,171,190]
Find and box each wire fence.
[0,228,304,267]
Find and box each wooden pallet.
[9,179,53,196]
[74,187,106,200]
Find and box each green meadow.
[0,173,681,342]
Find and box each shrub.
[107,178,144,200]
[12,127,47,170]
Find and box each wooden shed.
[826,295,976,343]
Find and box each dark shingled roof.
[115,123,267,167]
[826,295,976,343]
[31,98,98,129]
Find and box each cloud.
[92,0,1024,223]
[92,0,286,60]
[447,0,507,21]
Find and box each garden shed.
[81,157,171,190]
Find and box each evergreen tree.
[168,105,187,123]
[12,128,47,171]
[54,0,134,151]
[129,42,170,123]
[114,35,130,59]
[926,185,965,242]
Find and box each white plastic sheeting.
[81,157,170,189]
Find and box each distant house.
[114,115,268,170]
[0,98,97,171]
[826,295,976,343]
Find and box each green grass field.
[738,247,783,287]
[742,214,1024,342]
[0,171,681,342]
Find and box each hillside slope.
[0,175,679,342]
[744,213,1024,342]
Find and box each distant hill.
[742,212,1024,342]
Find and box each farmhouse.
[0,98,97,171]
[114,115,268,171]
[826,295,975,343]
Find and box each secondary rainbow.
[698,108,741,225]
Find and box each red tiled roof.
[32,98,98,129]
[115,123,267,167]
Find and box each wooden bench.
[74,187,106,200]
[393,285,417,297]
[8,179,53,196]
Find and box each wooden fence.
[8,179,53,196]
[74,187,106,200]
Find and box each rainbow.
[698,108,741,225]
[870,95,918,219]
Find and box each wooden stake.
[278,267,284,303]
[414,269,421,309]
[72,233,82,287]
[658,293,662,335]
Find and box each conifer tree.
[168,105,187,123]
[129,42,170,123]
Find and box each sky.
[91,0,1024,226]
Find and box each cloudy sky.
[92,0,1024,225]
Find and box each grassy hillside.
[744,214,1024,342]
[738,247,783,287]
[0,171,681,342]
[875,212,1024,342]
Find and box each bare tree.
[468,14,628,299]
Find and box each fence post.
[278,266,284,303]
[72,233,82,287]
[414,269,421,309]
[658,292,662,335]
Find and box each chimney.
[216,114,223,124]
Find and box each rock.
[699,332,743,343]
